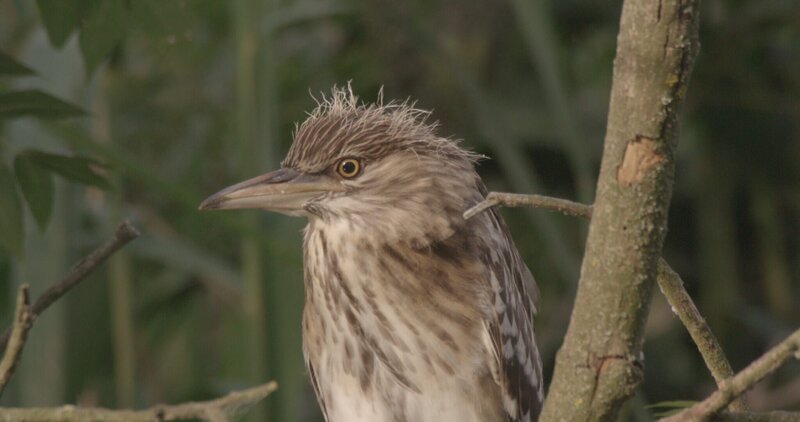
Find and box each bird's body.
[200,88,543,421]
[303,202,538,421]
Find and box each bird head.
[199,88,483,245]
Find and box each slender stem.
[95,68,138,409]
[464,191,592,220]
[0,285,32,397]
[110,251,136,408]
[0,221,140,352]
[750,186,793,318]
[661,329,800,422]
[233,0,273,418]
[0,381,278,422]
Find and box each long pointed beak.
[199,168,343,216]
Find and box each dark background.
[0,0,799,420]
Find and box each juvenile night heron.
[200,88,543,421]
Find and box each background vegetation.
[0,0,798,420]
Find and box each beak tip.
[198,197,220,211]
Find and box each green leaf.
[79,0,127,73]
[0,163,24,256]
[35,0,99,48]
[0,90,86,119]
[14,152,55,230]
[0,51,34,76]
[25,150,112,190]
[645,400,697,409]
[647,400,697,417]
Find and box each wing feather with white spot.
[480,206,543,422]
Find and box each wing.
[481,206,544,422]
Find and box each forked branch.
[0,221,140,351]
[465,191,746,411]
[661,329,800,421]
[0,220,279,421]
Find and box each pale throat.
[301,212,488,376]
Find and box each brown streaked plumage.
[200,87,543,421]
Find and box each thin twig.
[661,329,800,421]
[466,192,746,410]
[0,285,32,397]
[0,221,140,351]
[464,191,592,220]
[657,261,747,411]
[0,381,278,421]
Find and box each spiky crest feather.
[283,85,483,172]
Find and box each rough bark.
[539,0,700,420]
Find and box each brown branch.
[712,411,800,422]
[0,381,278,421]
[0,285,32,397]
[466,191,747,410]
[657,261,746,411]
[0,221,140,352]
[661,329,800,422]
[463,192,592,220]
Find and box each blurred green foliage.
[0,0,799,421]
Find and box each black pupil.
[341,161,357,175]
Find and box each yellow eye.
[336,158,361,178]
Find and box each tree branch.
[463,192,592,220]
[0,220,278,421]
[0,381,278,421]
[0,285,32,397]
[532,0,700,418]
[661,329,800,422]
[466,191,746,410]
[656,261,746,411]
[0,221,140,351]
